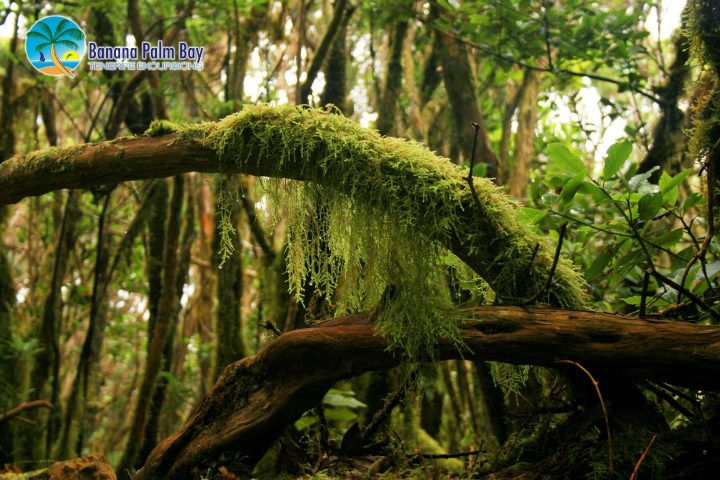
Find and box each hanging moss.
[195,105,585,358]
[7,104,587,358]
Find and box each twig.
[640,270,650,318]
[521,222,567,305]
[360,370,418,444]
[649,270,720,322]
[643,382,694,419]
[542,0,554,71]
[678,139,719,303]
[261,320,282,336]
[466,122,482,208]
[557,360,613,476]
[240,193,276,262]
[408,449,482,459]
[425,24,662,104]
[0,400,53,423]
[629,435,656,480]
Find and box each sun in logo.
[25,15,86,78]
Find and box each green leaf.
[659,169,691,205]
[603,141,632,179]
[628,167,660,193]
[638,192,663,220]
[546,143,587,178]
[653,228,684,248]
[518,207,546,225]
[323,393,366,409]
[622,296,642,306]
[561,176,584,204]
[471,162,487,177]
[659,169,691,194]
[324,408,358,422]
[586,253,612,280]
[294,415,318,430]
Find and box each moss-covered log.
[0,105,584,308]
[133,306,720,479]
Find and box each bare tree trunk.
[54,193,112,460]
[508,69,541,198]
[376,20,409,136]
[118,176,185,474]
[432,5,498,175]
[637,22,690,180]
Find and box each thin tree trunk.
[54,193,112,460]
[118,175,185,474]
[637,23,690,180]
[137,181,196,466]
[23,191,80,460]
[376,20,408,136]
[508,69,541,198]
[432,5,498,176]
[211,180,248,380]
[319,3,354,112]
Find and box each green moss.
[199,105,586,358]
[145,119,180,137]
[5,144,85,177]
[7,104,586,359]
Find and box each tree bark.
[135,306,720,478]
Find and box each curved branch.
[0,400,53,423]
[135,306,720,479]
[0,106,585,307]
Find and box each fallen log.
[135,306,720,479]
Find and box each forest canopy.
[1,1,720,479]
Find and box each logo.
[25,15,86,78]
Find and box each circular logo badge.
[25,15,86,77]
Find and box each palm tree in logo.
[27,18,83,77]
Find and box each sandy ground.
[37,65,73,76]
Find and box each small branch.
[409,449,483,460]
[261,320,282,336]
[557,360,613,476]
[629,435,656,480]
[360,370,417,444]
[425,24,662,104]
[649,269,720,322]
[240,193,276,262]
[521,222,567,305]
[0,400,53,423]
[640,270,650,318]
[542,0,554,71]
[466,122,482,208]
[678,139,718,303]
[643,382,694,419]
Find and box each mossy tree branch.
[134,306,720,479]
[0,106,584,308]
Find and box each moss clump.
[198,105,585,358]
[145,119,180,137]
[5,144,85,178]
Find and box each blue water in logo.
[31,61,80,69]
[25,15,86,76]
